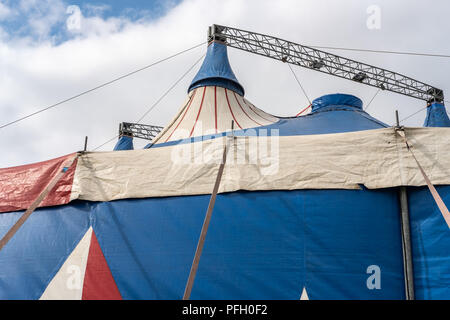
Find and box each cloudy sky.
[1,0,449,168]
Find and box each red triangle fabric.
[82,231,122,300]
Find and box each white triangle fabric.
[40,227,93,300]
[300,287,309,300]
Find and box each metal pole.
[183,133,233,300]
[399,186,415,300]
[396,110,415,300]
[395,110,400,127]
[84,136,88,152]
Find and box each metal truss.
[119,122,163,141]
[208,24,444,103]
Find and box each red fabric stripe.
[214,86,218,133]
[233,92,263,126]
[82,231,122,300]
[225,89,242,129]
[165,89,197,142]
[190,86,207,137]
[0,154,77,213]
[242,99,275,123]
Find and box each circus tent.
[1,40,450,300]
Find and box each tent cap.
[113,135,134,151]
[312,94,363,112]
[424,102,450,127]
[188,41,245,96]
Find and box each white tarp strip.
[70,127,450,203]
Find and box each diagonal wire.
[364,88,381,112]
[91,135,120,152]
[287,63,311,105]
[92,53,206,151]
[0,42,206,131]
[399,106,428,124]
[134,54,205,124]
[401,100,450,124]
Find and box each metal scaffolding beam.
[119,122,163,141]
[209,24,444,103]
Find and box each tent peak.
[424,102,450,127]
[188,41,245,96]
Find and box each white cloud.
[65,4,129,37]
[82,3,111,16]
[0,1,13,20]
[18,0,66,38]
[1,0,450,168]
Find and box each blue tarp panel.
[113,136,134,151]
[0,188,404,299]
[188,42,245,96]
[423,103,450,127]
[0,202,91,300]
[408,186,450,299]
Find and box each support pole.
[84,136,88,152]
[395,110,414,300]
[183,132,233,300]
[399,186,415,300]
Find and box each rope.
[92,135,120,151]
[399,106,428,124]
[364,88,381,112]
[399,100,449,124]
[396,128,450,228]
[134,54,205,124]
[92,53,205,151]
[296,104,312,117]
[0,42,206,131]
[287,63,311,105]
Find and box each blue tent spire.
[188,41,245,96]
[423,102,450,127]
[113,136,134,151]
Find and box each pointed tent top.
[423,102,450,127]
[188,41,245,96]
[113,136,134,151]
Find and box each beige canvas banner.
[70,127,450,202]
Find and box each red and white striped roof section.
[156,86,279,143]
